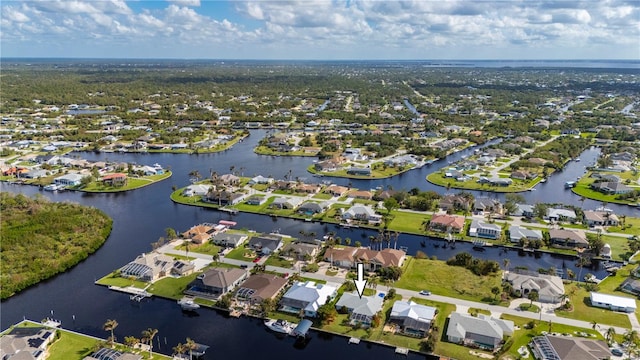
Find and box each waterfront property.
[247,234,284,255]
[508,225,543,243]
[119,252,175,282]
[0,326,56,360]
[583,210,620,227]
[503,271,565,303]
[389,300,436,338]
[334,291,384,327]
[184,267,249,300]
[428,214,465,233]
[281,242,320,261]
[234,273,288,305]
[211,232,248,248]
[341,204,382,224]
[279,280,338,318]
[85,348,143,360]
[468,219,501,240]
[323,246,406,271]
[548,229,588,249]
[529,334,610,360]
[445,312,514,351]
[589,292,637,313]
[53,172,84,187]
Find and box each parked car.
[419,290,431,296]
[253,257,261,263]
[611,349,623,356]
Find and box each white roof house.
[335,292,384,327]
[504,271,565,303]
[546,208,577,221]
[590,292,637,313]
[182,184,212,197]
[53,173,84,186]
[279,281,338,318]
[509,225,543,243]
[390,300,436,337]
[446,312,514,350]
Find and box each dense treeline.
[0,192,113,299]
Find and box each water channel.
[1,129,636,359]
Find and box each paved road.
[158,240,636,335]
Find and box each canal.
[1,129,635,359]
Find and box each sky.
[1,0,639,60]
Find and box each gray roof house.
[120,252,175,282]
[234,273,289,305]
[469,219,501,239]
[279,281,338,318]
[548,229,588,249]
[0,326,57,360]
[509,225,543,243]
[248,235,284,255]
[211,232,248,248]
[335,292,384,327]
[389,300,436,337]
[512,203,534,218]
[342,205,382,223]
[446,312,514,351]
[297,201,330,214]
[281,242,319,261]
[270,197,303,210]
[504,271,565,303]
[185,267,248,299]
[546,208,577,222]
[530,335,610,360]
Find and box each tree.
[491,286,501,300]
[605,327,616,345]
[124,336,139,350]
[103,319,118,347]
[528,290,539,306]
[173,342,187,359]
[591,320,599,330]
[185,337,197,360]
[80,175,92,188]
[188,170,201,183]
[165,227,177,239]
[142,328,158,357]
[383,197,399,215]
[503,258,510,271]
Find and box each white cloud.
[167,0,201,7]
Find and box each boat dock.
[395,347,409,355]
[41,318,62,328]
[348,337,360,344]
[291,319,313,338]
[219,208,238,214]
[108,286,151,301]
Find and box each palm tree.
[605,327,616,345]
[185,337,197,360]
[173,342,187,359]
[142,328,158,357]
[103,319,118,347]
[503,258,510,272]
[591,320,599,330]
[188,170,201,183]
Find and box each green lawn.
[80,172,171,192]
[146,273,200,300]
[572,172,639,205]
[555,283,631,328]
[47,329,100,360]
[499,314,602,360]
[312,193,333,200]
[607,216,640,235]
[598,234,632,261]
[426,172,537,193]
[386,211,429,234]
[225,244,260,261]
[175,242,222,256]
[395,257,504,304]
[95,272,149,289]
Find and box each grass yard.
[47,329,99,360]
[555,283,631,328]
[426,172,536,193]
[395,257,504,304]
[387,210,430,234]
[176,242,222,256]
[81,172,171,192]
[607,216,640,235]
[95,272,148,289]
[147,272,200,300]
[572,172,639,205]
[598,234,633,261]
[312,192,333,200]
[499,314,602,360]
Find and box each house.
[182,223,215,244]
[0,326,57,360]
[347,190,372,200]
[324,246,406,271]
[182,184,212,197]
[446,312,514,351]
[23,169,48,179]
[504,271,565,303]
[508,225,543,243]
[171,260,195,277]
[281,242,319,261]
[185,267,248,299]
[473,198,503,215]
[205,190,244,206]
[346,167,372,176]
[341,205,382,223]
[218,173,240,186]
[84,348,143,360]
[53,173,84,187]
[620,277,640,296]
[530,335,610,360]
[527,157,551,166]
[297,201,329,215]
[295,183,322,194]
[512,203,534,218]
[510,170,537,181]
[234,273,288,305]
[119,252,175,282]
[429,214,465,233]
[101,173,127,186]
[314,160,340,172]
[469,219,501,239]
[335,292,384,327]
[325,184,349,196]
[211,232,248,248]
[590,292,637,313]
[248,235,284,255]
[279,281,338,318]
[269,197,303,210]
[583,210,620,227]
[591,181,632,195]
[546,208,577,222]
[244,195,266,205]
[548,229,588,249]
[439,194,471,212]
[249,175,274,185]
[389,300,436,337]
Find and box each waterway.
[1,129,635,359]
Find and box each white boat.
[264,319,296,335]
[178,297,200,311]
[44,184,59,191]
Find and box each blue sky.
[2,0,639,59]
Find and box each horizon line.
[2,57,639,62]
